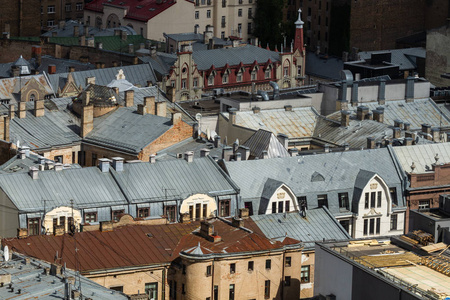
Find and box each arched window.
[208,74,214,86]
[29,94,36,101]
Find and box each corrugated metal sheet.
[393,143,450,174]
[224,148,404,214]
[247,209,351,250]
[224,107,319,139]
[111,156,239,202]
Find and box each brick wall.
[0,0,41,37]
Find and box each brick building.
[40,0,85,31]
[0,0,41,36]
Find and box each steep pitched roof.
[259,178,286,214]
[243,129,290,159]
[352,169,377,213]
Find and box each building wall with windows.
[40,0,85,31]
[0,0,41,36]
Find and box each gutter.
[84,262,171,276]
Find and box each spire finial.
[295,8,304,28]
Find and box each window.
[230,263,236,274]
[112,209,124,221]
[390,187,397,204]
[283,66,289,76]
[221,31,225,39]
[245,202,253,216]
[377,191,382,207]
[419,200,430,209]
[285,256,291,267]
[278,201,284,213]
[182,79,187,89]
[138,207,149,218]
[251,71,257,81]
[219,199,230,217]
[301,265,310,283]
[182,283,185,294]
[222,74,228,84]
[370,192,376,208]
[47,20,55,27]
[195,11,199,19]
[364,193,369,209]
[203,204,207,219]
[390,214,398,230]
[193,77,198,88]
[214,286,218,300]
[307,7,311,16]
[239,0,242,3]
[265,69,271,79]
[265,259,271,269]
[285,276,291,286]
[221,16,226,28]
[338,193,349,210]
[201,0,206,4]
[28,218,40,235]
[229,284,235,300]
[169,280,177,299]
[182,264,186,274]
[238,9,242,17]
[369,218,375,235]
[165,205,176,222]
[54,155,63,163]
[248,261,254,271]
[236,71,243,82]
[65,4,72,12]
[264,280,270,299]
[222,0,226,7]
[340,219,350,233]
[237,23,242,35]
[76,3,83,10]
[85,212,97,223]
[376,217,380,234]
[272,202,277,214]
[145,282,158,300]
[171,80,175,87]
[317,194,328,208]
[47,5,56,13]
[285,200,290,212]
[247,22,252,34]
[364,219,368,235]
[208,74,214,86]
[207,10,211,18]
[248,8,252,18]
[297,196,307,209]
[110,286,123,292]
[91,153,97,167]
[206,265,212,276]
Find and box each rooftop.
[392,142,450,174]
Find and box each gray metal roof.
[110,156,239,202]
[0,166,127,211]
[223,107,319,139]
[47,64,157,93]
[42,20,136,37]
[392,142,450,174]
[306,52,344,80]
[192,44,280,70]
[358,48,426,71]
[139,52,177,76]
[243,129,290,158]
[0,251,127,300]
[250,208,351,250]
[352,169,377,213]
[156,137,224,161]
[0,75,54,103]
[85,107,172,154]
[223,148,405,215]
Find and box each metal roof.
[0,251,128,299]
[192,44,280,70]
[222,107,319,139]
[85,107,172,154]
[139,53,178,76]
[47,64,157,94]
[110,156,239,202]
[392,142,450,174]
[358,48,426,71]
[0,75,54,103]
[0,166,127,211]
[41,20,136,37]
[247,209,351,250]
[306,52,344,80]
[156,137,224,161]
[223,148,405,215]
[243,129,290,158]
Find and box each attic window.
[311,171,325,182]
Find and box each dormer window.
[222,74,228,84]
[208,74,214,86]
[251,70,257,81]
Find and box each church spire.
[294,8,305,52]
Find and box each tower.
[294,9,305,52]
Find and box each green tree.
[253,0,285,50]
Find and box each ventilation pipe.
[269,81,280,100]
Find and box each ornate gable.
[60,73,80,97]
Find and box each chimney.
[403,122,411,131]
[139,43,145,50]
[87,38,95,47]
[336,98,348,110]
[121,30,127,41]
[86,76,95,85]
[73,26,79,37]
[11,66,20,77]
[367,137,375,149]
[356,106,369,120]
[351,82,358,105]
[236,145,250,160]
[128,44,134,54]
[277,133,289,149]
[200,221,214,237]
[81,105,94,137]
[261,150,269,159]
[50,264,62,276]
[29,167,38,180]
[32,45,42,66]
[422,124,431,138]
[68,66,75,72]
[184,151,194,163]
[432,128,440,141]
[284,105,292,112]
[54,163,63,171]
[324,144,330,153]
[200,148,210,157]
[112,157,124,172]
[376,141,382,148]
[214,136,221,148]
[96,42,103,49]
[222,146,233,161]
[112,87,119,95]
[378,79,386,105]
[208,38,215,50]
[137,104,147,115]
[341,110,350,127]
[149,154,156,164]
[392,127,401,139]
[98,158,110,173]
[232,141,239,154]
[18,102,26,119]
[339,82,348,103]
[21,146,30,156]
[394,120,403,129]
[405,76,415,102]
[100,221,113,232]
[124,90,134,107]
[172,112,182,125]
[235,152,241,161]
[252,107,260,114]
[373,109,384,123]
[18,150,26,159]
[288,148,298,156]
[79,35,86,46]
[48,64,56,74]
[156,102,166,117]
[404,137,413,146]
[144,96,156,114]
[343,143,350,151]
[232,217,244,228]
[34,100,44,117]
[228,108,237,124]
[8,104,14,119]
[84,25,89,36]
[82,91,90,106]
[3,116,9,142]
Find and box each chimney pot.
[394,120,403,129]
[356,106,369,120]
[214,136,221,148]
[18,150,26,159]
[403,122,411,131]
[21,146,30,157]
[404,137,413,146]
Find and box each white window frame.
[47,5,56,13]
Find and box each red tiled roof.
[4,219,301,274]
[85,0,193,22]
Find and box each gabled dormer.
[259,178,298,215]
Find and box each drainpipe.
[162,266,166,300]
[211,260,215,300]
[281,251,285,300]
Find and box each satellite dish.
[4,245,9,262]
[195,113,202,121]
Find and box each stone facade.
[425,25,450,88]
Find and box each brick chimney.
[228,108,237,124]
[403,122,411,131]
[48,65,56,75]
[172,112,182,125]
[200,221,221,242]
[373,109,384,123]
[18,102,26,119]
[394,120,403,129]
[125,90,134,107]
[432,128,440,141]
[356,106,369,120]
[34,100,44,117]
[144,96,155,114]
[137,104,146,115]
[81,105,94,137]
[392,127,401,139]
[277,133,289,149]
[8,104,14,120]
[341,110,350,127]
[404,137,413,146]
[367,137,375,149]
[156,101,166,117]
[421,124,431,138]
